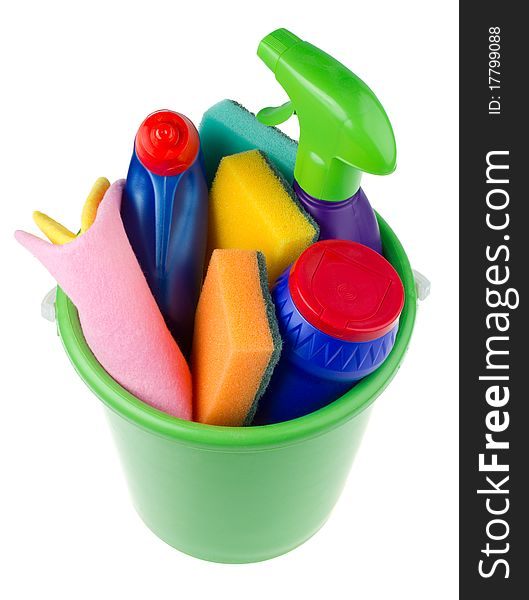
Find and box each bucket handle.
[40,270,430,324]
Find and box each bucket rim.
[55,213,417,450]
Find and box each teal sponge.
[199,100,297,186]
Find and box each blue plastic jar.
[253,240,405,425]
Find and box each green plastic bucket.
[55,213,416,563]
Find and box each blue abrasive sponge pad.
[199,100,297,186]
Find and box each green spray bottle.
[256,28,397,253]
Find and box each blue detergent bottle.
[253,240,405,425]
[122,110,209,356]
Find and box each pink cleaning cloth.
[15,179,192,420]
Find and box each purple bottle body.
[293,180,382,253]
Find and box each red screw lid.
[135,110,200,177]
[289,240,405,342]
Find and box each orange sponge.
[192,249,281,426]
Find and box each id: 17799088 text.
[489,26,501,115]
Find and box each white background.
[1,1,458,598]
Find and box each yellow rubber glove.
[33,177,111,244]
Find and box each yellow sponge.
[208,150,318,285]
[191,249,281,426]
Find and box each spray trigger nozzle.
[256,101,295,127]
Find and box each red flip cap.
[135,110,200,176]
[289,240,405,342]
